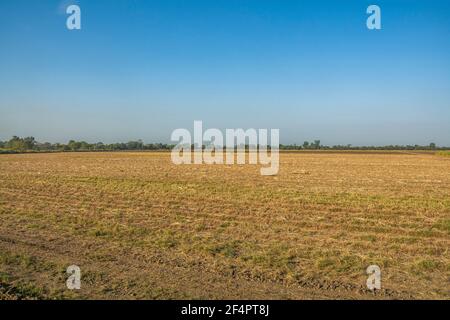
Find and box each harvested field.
[0,151,449,299]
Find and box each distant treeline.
[279,140,448,151]
[0,136,448,153]
[0,136,172,152]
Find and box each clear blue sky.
[0,0,449,145]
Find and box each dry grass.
[0,151,449,299]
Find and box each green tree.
[313,140,321,149]
[68,140,82,151]
[7,136,27,151]
[23,137,36,150]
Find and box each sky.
[0,0,449,146]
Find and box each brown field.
[0,151,449,299]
